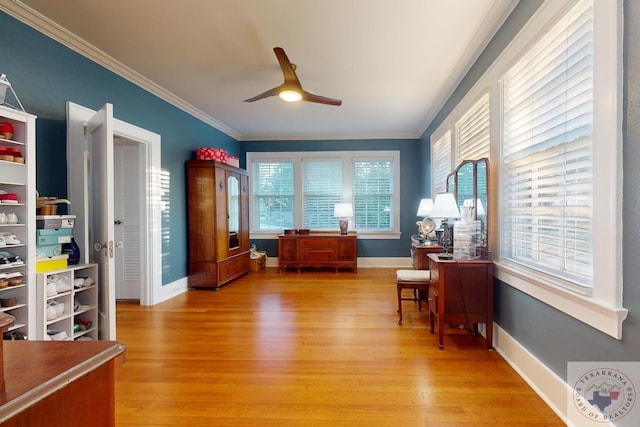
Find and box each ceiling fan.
[244,47,342,106]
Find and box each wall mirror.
[227,175,240,249]
[446,158,489,256]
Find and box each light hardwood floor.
[114,268,563,426]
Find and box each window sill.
[495,261,628,340]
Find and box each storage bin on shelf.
[35,214,75,271]
[36,214,75,230]
[35,254,68,273]
[35,228,72,258]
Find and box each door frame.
[67,101,162,306]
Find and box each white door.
[67,101,162,311]
[114,141,142,300]
[86,103,117,340]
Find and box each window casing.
[456,93,490,162]
[248,151,400,239]
[430,131,452,195]
[428,0,625,338]
[501,0,593,289]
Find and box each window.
[456,93,490,161]
[353,160,393,230]
[302,160,343,229]
[430,131,451,195]
[502,0,593,289]
[428,0,625,338]
[251,160,294,230]
[248,151,400,239]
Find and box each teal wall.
[0,10,424,283]
[420,0,640,379]
[242,138,422,258]
[0,11,238,284]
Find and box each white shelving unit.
[35,263,98,340]
[0,104,36,339]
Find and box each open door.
[67,101,163,314]
[86,104,117,340]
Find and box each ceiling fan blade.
[273,47,301,87]
[301,91,343,106]
[243,86,280,103]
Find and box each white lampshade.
[333,203,354,218]
[416,198,433,217]
[463,198,486,216]
[430,193,461,219]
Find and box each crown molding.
[415,0,519,138]
[0,0,241,140]
[238,131,420,142]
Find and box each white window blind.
[456,93,490,161]
[501,0,593,287]
[353,160,393,230]
[251,161,295,231]
[431,131,452,195]
[303,160,343,229]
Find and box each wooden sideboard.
[427,253,494,349]
[278,232,357,272]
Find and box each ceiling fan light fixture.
[278,88,302,102]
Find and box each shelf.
[73,328,95,340]
[7,322,26,332]
[46,314,72,326]
[0,136,25,146]
[0,303,26,312]
[46,290,72,301]
[36,263,98,340]
[74,305,95,316]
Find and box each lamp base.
[339,217,349,235]
[438,252,454,260]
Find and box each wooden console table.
[278,232,357,272]
[428,253,494,349]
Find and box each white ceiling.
[1,0,516,141]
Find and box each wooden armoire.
[186,160,250,289]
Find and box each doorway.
[114,137,144,300]
[67,101,162,318]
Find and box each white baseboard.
[157,276,189,304]
[493,324,570,424]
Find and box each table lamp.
[430,193,461,259]
[334,203,354,235]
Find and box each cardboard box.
[36,215,76,230]
[250,252,266,272]
[35,254,68,273]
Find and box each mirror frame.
[227,175,240,250]
[446,157,489,258]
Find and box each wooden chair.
[396,269,431,325]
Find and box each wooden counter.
[0,340,125,426]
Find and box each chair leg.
[397,285,403,325]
